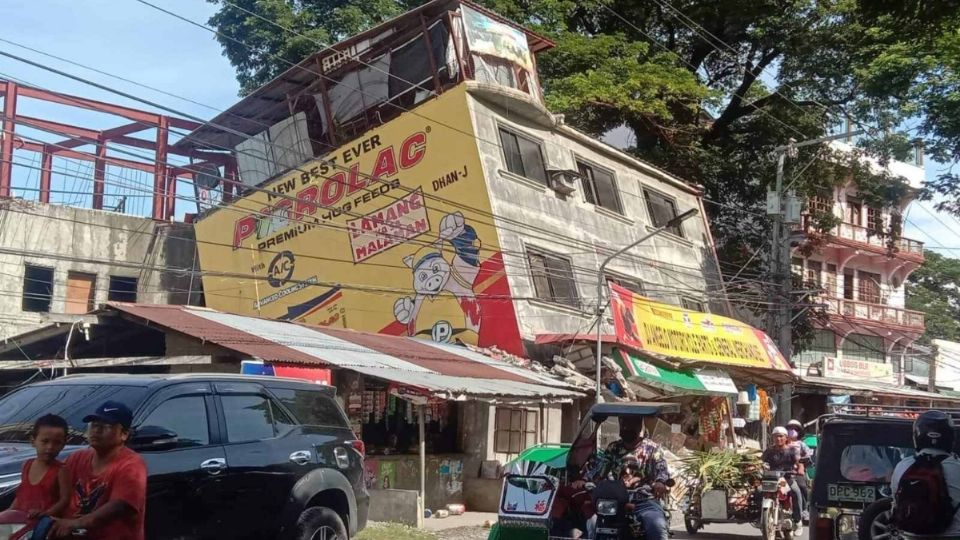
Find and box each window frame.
[857,270,882,304]
[526,246,580,308]
[576,157,623,214]
[493,407,538,455]
[604,272,645,296]
[137,394,214,451]
[218,392,297,444]
[108,275,139,303]
[133,382,218,450]
[680,296,706,312]
[65,271,97,315]
[642,188,685,238]
[497,125,549,186]
[22,264,55,313]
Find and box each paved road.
[673,522,809,540]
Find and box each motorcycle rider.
[890,410,960,537]
[584,417,671,540]
[786,419,811,522]
[762,426,804,533]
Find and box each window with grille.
[857,271,881,304]
[494,408,537,454]
[867,207,883,233]
[643,189,684,237]
[809,196,832,216]
[841,334,885,363]
[577,160,622,214]
[846,199,863,226]
[825,264,838,297]
[499,128,548,185]
[22,265,54,313]
[805,260,822,289]
[528,249,579,307]
[843,270,855,300]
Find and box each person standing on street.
[50,401,147,540]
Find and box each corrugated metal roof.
[109,303,581,401]
[800,375,960,401]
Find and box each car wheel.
[684,517,701,534]
[295,506,348,540]
[859,499,894,540]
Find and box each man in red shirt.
[51,401,147,540]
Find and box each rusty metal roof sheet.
[109,303,580,401]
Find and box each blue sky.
[1,1,959,258]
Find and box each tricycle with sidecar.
[487,402,679,540]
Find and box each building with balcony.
[792,137,927,386]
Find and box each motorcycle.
[593,479,675,540]
[0,510,87,540]
[760,471,795,540]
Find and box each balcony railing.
[833,222,924,257]
[822,297,925,329]
[798,217,924,260]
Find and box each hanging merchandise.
[699,397,729,443]
[758,389,772,423]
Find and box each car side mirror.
[130,425,179,451]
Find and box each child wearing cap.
[50,401,147,540]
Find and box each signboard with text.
[823,356,894,383]
[610,283,790,371]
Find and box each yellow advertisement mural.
[609,283,790,371]
[195,86,524,355]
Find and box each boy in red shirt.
[51,401,147,540]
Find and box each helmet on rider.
[772,426,788,437]
[787,419,803,439]
[913,410,955,452]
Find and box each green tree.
[906,250,960,344]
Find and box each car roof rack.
[817,404,960,431]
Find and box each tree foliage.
[207,0,960,349]
[906,250,960,344]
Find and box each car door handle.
[200,458,227,475]
[289,450,313,465]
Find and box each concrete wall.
[0,200,200,338]
[368,489,423,527]
[465,87,725,347]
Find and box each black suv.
[0,373,368,540]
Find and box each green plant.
[679,449,762,492]
[355,523,438,540]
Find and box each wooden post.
[419,404,426,517]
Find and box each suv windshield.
[0,384,149,445]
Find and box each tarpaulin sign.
[609,283,789,371]
[241,360,332,385]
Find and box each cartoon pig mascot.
[393,212,482,342]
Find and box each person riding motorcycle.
[584,417,671,540]
[762,426,804,534]
[890,410,960,537]
[786,419,811,522]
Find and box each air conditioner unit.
[547,169,581,195]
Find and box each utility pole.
[595,208,700,404]
[929,343,939,393]
[767,130,867,426]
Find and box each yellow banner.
[610,283,790,371]
[194,86,524,355]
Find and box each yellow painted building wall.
[194,86,524,354]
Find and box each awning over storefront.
[54,304,583,403]
[616,350,738,395]
[798,375,960,402]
